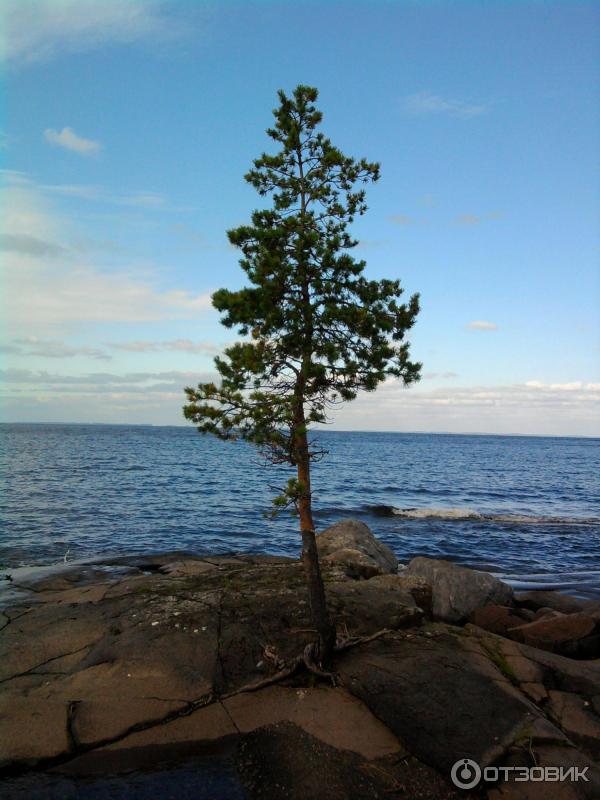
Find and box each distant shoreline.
[1,422,598,440]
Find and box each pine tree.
[184,85,421,662]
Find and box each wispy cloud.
[2,375,598,434]
[404,91,488,118]
[456,214,481,226]
[466,321,498,331]
[110,339,221,355]
[0,369,212,388]
[2,0,182,67]
[44,127,101,156]
[331,379,600,436]
[387,214,414,226]
[8,338,111,361]
[525,380,592,392]
[3,181,213,326]
[455,212,502,226]
[0,233,67,257]
[1,169,172,211]
[422,372,459,380]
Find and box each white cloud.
[110,339,221,355]
[2,375,598,434]
[330,379,600,437]
[44,127,101,156]
[466,321,498,331]
[404,91,488,118]
[8,338,111,360]
[422,372,459,380]
[1,169,172,210]
[6,261,212,325]
[0,368,212,388]
[2,181,213,327]
[0,232,66,256]
[526,380,585,392]
[1,0,180,67]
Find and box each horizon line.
[1,421,598,440]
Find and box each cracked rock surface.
[1,550,599,800]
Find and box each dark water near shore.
[1,424,599,595]
[0,754,246,799]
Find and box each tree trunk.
[297,435,336,662]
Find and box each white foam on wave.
[391,507,483,520]
[388,507,600,525]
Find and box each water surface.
[1,425,598,596]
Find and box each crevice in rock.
[219,699,241,734]
[0,691,218,779]
[66,700,81,752]
[0,643,93,685]
[142,695,190,704]
[214,591,226,694]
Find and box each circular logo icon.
[451,758,482,790]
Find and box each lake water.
[1,424,599,596]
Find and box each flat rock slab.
[3,552,600,798]
[223,686,403,760]
[336,627,540,775]
[546,690,600,760]
[236,722,463,800]
[1,556,424,770]
[67,685,404,776]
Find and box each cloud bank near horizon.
[2,371,598,436]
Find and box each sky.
[1,0,599,435]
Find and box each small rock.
[469,605,530,637]
[515,590,597,616]
[508,612,599,659]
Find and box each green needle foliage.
[184,85,420,487]
[184,85,421,655]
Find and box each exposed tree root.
[302,641,336,683]
[222,658,302,698]
[334,627,395,653]
[223,627,395,699]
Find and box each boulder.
[326,574,425,634]
[404,557,513,623]
[316,520,398,577]
[515,590,599,616]
[465,623,600,696]
[508,612,600,659]
[336,628,541,775]
[468,605,531,637]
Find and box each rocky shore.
[1,520,599,799]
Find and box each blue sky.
[1,0,598,434]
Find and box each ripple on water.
[0,426,598,595]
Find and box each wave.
[366,505,600,526]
